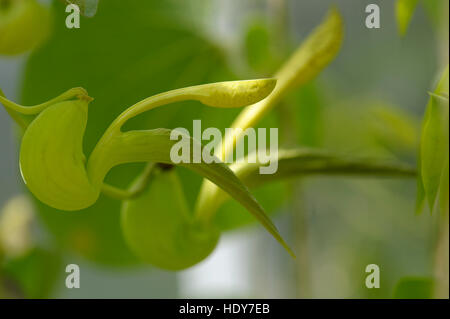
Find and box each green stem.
[0,87,88,115]
[101,162,156,200]
[0,87,90,130]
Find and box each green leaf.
[393,277,434,299]
[420,67,449,213]
[3,247,62,298]
[64,0,99,17]
[286,82,323,147]
[396,0,419,36]
[21,0,233,266]
[422,0,448,30]
[244,20,274,74]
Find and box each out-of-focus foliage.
[396,0,419,36]
[0,195,34,258]
[417,66,449,215]
[286,83,323,148]
[396,0,448,35]
[3,247,61,298]
[321,100,420,159]
[393,276,434,298]
[0,195,61,298]
[244,20,275,75]
[368,105,420,156]
[0,0,52,56]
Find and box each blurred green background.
[0,0,448,298]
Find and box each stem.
[0,87,88,115]
[101,162,156,200]
[0,87,90,130]
[0,88,28,130]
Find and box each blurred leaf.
[3,247,61,298]
[64,0,99,17]
[369,105,420,156]
[393,277,434,299]
[322,100,414,158]
[21,0,232,266]
[422,0,448,30]
[286,82,323,147]
[244,20,273,74]
[419,67,449,213]
[396,0,419,36]
[274,7,343,91]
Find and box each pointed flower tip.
[78,94,94,104]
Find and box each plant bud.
[192,78,277,108]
